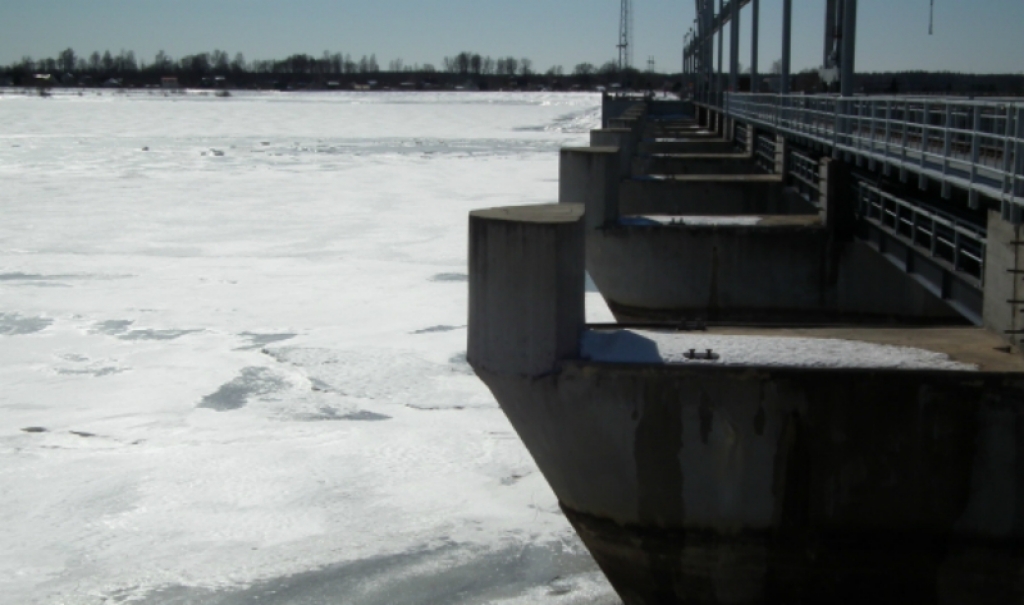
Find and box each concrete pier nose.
[467,203,585,377]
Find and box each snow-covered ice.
[581,329,977,371]
[0,90,618,604]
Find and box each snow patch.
[619,215,763,226]
[581,329,978,371]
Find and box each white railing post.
[1016,106,1024,201]
[900,100,910,182]
[969,104,982,208]
[941,103,953,198]
[919,101,930,191]
[832,97,842,159]
[883,100,893,176]
[1001,105,1014,199]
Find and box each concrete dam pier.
[468,92,1024,604]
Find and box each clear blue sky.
[1,0,1022,74]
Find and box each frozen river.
[0,89,618,605]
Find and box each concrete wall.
[639,140,738,154]
[635,154,766,176]
[467,204,585,377]
[559,147,619,231]
[619,177,815,216]
[644,100,691,117]
[590,129,635,179]
[600,97,689,127]
[601,96,639,126]
[587,222,963,323]
[983,210,1023,349]
[475,360,1024,604]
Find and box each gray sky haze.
[1,0,1022,74]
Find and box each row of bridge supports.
[468,98,1024,604]
[580,102,970,325]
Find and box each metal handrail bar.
[721,94,1024,208]
[859,183,985,241]
[754,133,776,168]
[789,150,820,193]
[856,181,986,280]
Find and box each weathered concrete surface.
[588,218,964,323]
[620,176,815,216]
[640,139,739,154]
[635,153,766,176]
[467,204,585,376]
[645,127,720,139]
[559,147,619,231]
[472,322,1024,605]
[590,129,635,179]
[474,334,1024,604]
[603,96,685,127]
[983,209,1024,349]
[467,198,1024,604]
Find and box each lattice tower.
[618,0,633,70]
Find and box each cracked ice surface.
[0,90,618,605]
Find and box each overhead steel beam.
[781,0,791,94]
[729,0,740,92]
[750,0,759,92]
[840,0,858,97]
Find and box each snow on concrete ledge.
[618,215,763,227]
[580,329,978,371]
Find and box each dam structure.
[468,2,1024,603]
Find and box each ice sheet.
[0,90,618,604]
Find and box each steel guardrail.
[856,181,987,284]
[722,94,1024,212]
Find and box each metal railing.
[735,122,749,150]
[789,149,822,206]
[724,94,1024,211]
[856,181,987,283]
[754,133,776,173]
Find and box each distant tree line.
[6,48,390,78]
[0,47,678,92]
